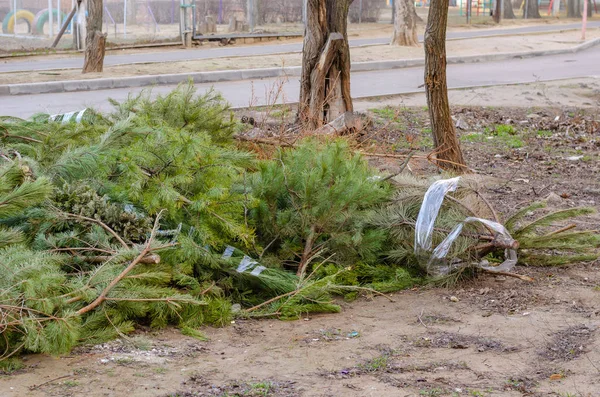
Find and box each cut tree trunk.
[503,0,516,18]
[523,0,541,18]
[299,0,353,131]
[82,0,106,73]
[424,0,468,173]
[391,0,419,47]
[314,111,362,135]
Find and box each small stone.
[450,296,459,302]
[545,192,563,204]
[455,116,469,130]
[566,155,583,161]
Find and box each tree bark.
[574,0,583,17]
[523,0,541,18]
[493,0,501,22]
[82,0,106,73]
[391,0,419,47]
[568,0,576,16]
[424,0,467,173]
[299,0,354,131]
[503,0,516,18]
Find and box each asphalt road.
[1,22,599,73]
[2,45,599,119]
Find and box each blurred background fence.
[0,0,595,52]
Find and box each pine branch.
[64,212,130,250]
[76,212,163,315]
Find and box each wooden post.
[247,0,254,32]
[582,0,588,39]
[48,0,54,37]
[51,3,79,47]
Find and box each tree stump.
[299,0,353,131]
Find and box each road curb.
[2,37,599,97]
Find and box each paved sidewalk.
[2,45,599,119]
[1,22,599,73]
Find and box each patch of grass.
[63,380,79,387]
[270,106,292,119]
[114,357,135,366]
[504,136,524,148]
[0,358,24,374]
[371,107,398,121]
[494,124,516,136]
[358,354,390,373]
[537,130,553,138]
[130,336,153,351]
[420,135,434,149]
[153,366,167,374]
[461,133,484,143]
[419,387,445,396]
[248,381,273,396]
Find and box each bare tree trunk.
[299,0,353,130]
[82,0,106,73]
[493,0,501,22]
[523,0,541,18]
[424,0,467,173]
[575,0,583,17]
[504,0,516,18]
[391,0,419,46]
[568,0,576,16]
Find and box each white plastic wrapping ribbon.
[49,109,88,124]
[221,246,235,259]
[237,256,258,273]
[414,177,460,253]
[429,217,518,275]
[415,177,518,276]
[222,246,266,276]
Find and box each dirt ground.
[355,77,600,111]
[0,81,599,397]
[1,28,598,85]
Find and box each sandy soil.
[0,82,599,397]
[2,265,598,397]
[355,77,600,111]
[1,29,599,86]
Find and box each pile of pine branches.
[0,84,598,367]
